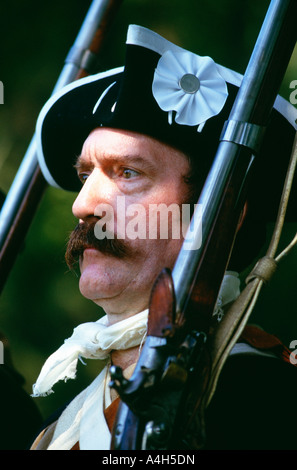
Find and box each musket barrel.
[172,0,297,320]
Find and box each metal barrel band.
[220,119,266,153]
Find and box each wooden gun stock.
[110,268,209,450]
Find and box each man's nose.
[72,168,114,221]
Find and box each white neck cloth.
[32,271,240,450]
[32,309,148,397]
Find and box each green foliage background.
[0,0,297,427]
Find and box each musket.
[110,0,297,450]
[0,0,123,293]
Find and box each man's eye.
[79,173,89,184]
[121,168,139,179]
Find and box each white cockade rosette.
[152,49,228,132]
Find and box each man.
[30,25,297,450]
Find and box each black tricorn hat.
[36,25,297,226]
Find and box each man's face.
[69,128,191,323]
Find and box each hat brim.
[36,25,297,224]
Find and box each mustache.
[65,221,132,270]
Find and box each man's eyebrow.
[74,154,157,172]
[73,155,90,172]
[112,154,156,170]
